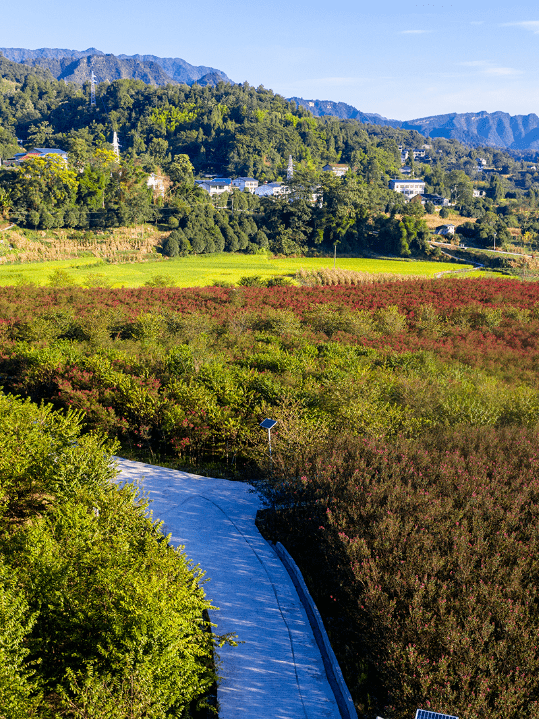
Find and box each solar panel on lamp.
[259,418,277,429]
[415,710,458,719]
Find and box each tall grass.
[295,267,425,286]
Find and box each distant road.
[430,240,534,259]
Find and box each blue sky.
[2,0,539,119]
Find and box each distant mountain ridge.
[293,97,539,150]
[401,111,539,150]
[290,97,402,128]
[0,47,233,87]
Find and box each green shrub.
[144,274,175,287]
[0,394,221,718]
[238,275,265,287]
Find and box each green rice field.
[0,253,474,287]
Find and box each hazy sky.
[3,0,539,119]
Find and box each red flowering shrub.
[264,428,539,719]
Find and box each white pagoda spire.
[112,132,120,159]
[90,71,97,106]
[287,154,294,180]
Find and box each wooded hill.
[3,57,539,262]
[294,96,539,153]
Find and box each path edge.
[274,541,358,719]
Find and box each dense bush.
[258,427,539,719]
[0,395,218,718]
[0,279,535,469]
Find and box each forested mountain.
[117,54,231,85]
[0,47,232,86]
[293,96,539,151]
[0,56,428,178]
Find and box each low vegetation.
[0,395,219,718]
[0,252,466,287]
[1,275,538,718]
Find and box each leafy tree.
[8,154,78,215]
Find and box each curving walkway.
[114,457,341,719]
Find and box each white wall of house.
[389,179,426,198]
[254,182,288,197]
[231,178,259,193]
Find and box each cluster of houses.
[398,145,432,175]
[1,148,69,167]
[195,162,350,199]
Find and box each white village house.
[231,177,259,193]
[195,178,232,196]
[322,163,349,177]
[435,224,456,236]
[254,182,289,197]
[389,178,426,199]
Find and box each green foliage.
[48,268,76,286]
[144,274,175,287]
[0,393,220,718]
[0,560,41,718]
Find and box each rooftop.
[31,148,68,154]
[391,178,425,183]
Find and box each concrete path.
[114,457,341,719]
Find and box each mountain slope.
[291,97,401,128]
[401,111,539,150]
[0,53,55,83]
[0,47,103,62]
[292,96,539,150]
[118,54,231,85]
[0,47,232,87]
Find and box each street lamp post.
[259,418,277,461]
[259,418,278,540]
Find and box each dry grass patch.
[423,212,477,230]
[296,267,424,286]
[2,225,165,264]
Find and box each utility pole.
[259,419,277,469]
[90,71,96,107]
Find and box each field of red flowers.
[1,276,539,719]
[0,277,538,321]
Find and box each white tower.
[90,71,97,106]
[287,154,294,180]
[112,132,120,159]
